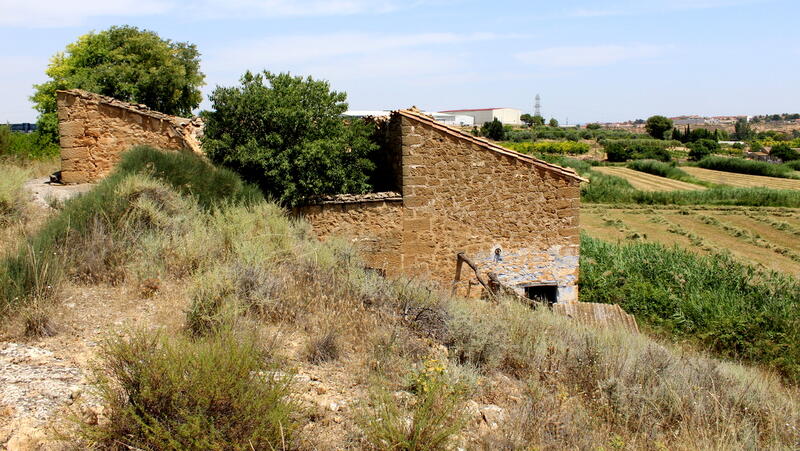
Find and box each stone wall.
[396,112,581,302]
[301,110,583,302]
[300,193,404,273]
[56,89,203,184]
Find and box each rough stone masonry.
[300,109,586,303]
[54,91,585,303]
[56,89,203,184]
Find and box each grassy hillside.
[1,147,799,449]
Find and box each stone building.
[56,89,203,184]
[301,109,585,303]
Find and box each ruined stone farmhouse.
[56,89,203,184]
[55,91,586,304]
[300,109,586,303]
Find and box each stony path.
[0,342,87,449]
[22,178,93,209]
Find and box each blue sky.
[1,0,798,123]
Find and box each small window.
[524,285,558,305]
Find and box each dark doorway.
[524,285,558,305]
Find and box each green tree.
[733,118,754,141]
[532,115,545,127]
[203,71,378,207]
[770,143,800,162]
[688,139,720,161]
[586,123,602,130]
[31,25,205,143]
[480,118,505,141]
[645,115,673,139]
[520,114,534,127]
[548,118,559,127]
[688,128,715,142]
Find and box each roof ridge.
[395,109,587,183]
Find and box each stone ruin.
[56,89,203,184]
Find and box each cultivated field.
[581,204,800,275]
[683,166,800,189]
[593,166,705,191]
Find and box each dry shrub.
[22,300,57,337]
[81,327,298,450]
[184,268,239,337]
[444,302,508,371]
[304,326,340,364]
[70,217,126,285]
[359,360,468,451]
[476,303,800,449]
[0,164,29,223]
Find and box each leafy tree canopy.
[520,113,534,127]
[688,139,720,161]
[645,115,673,140]
[203,71,378,206]
[480,118,505,141]
[548,118,559,127]
[770,143,800,162]
[733,118,754,141]
[31,25,205,142]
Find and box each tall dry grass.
[2,147,796,449]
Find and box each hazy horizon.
[1,0,798,124]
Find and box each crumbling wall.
[56,89,203,184]
[299,193,404,273]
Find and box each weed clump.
[359,359,468,451]
[81,328,297,450]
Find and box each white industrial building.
[437,108,522,126]
[343,110,474,126]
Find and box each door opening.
[524,285,558,305]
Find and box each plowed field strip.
[709,214,800,252]
[580,213,628,242]
[666,214,800,274]
[607,212,701,250]
[682,167,800,190]
[593,167,705,192]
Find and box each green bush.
[698,156,797,179]
[81,328,297,450]
[626,159,706,186]
[603,139,674,162]
[0,126,59,159]
[580,233,800,382]
[203,71,378,207]
[481,118,505,141]
[688,139,719,161]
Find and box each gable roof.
[396,109,587,183]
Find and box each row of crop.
[580,233,800,382]
[697,156,800,179]
[501,140,591,155]
[541,154,800,207]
